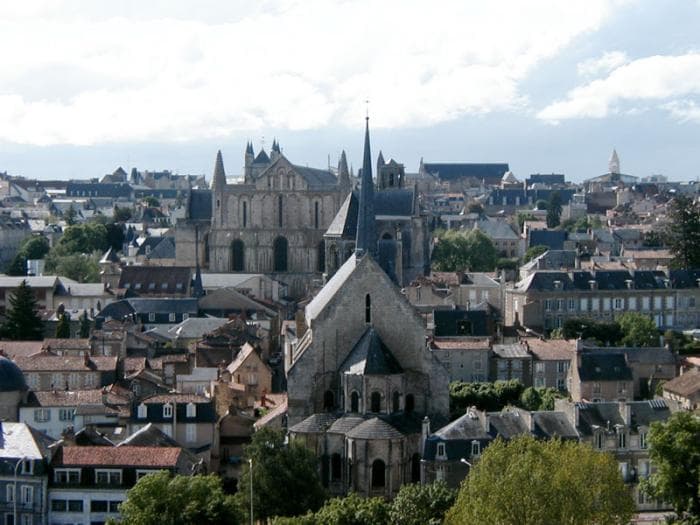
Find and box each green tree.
[665,194,700,268]
[464,230,498,271]
[115,471,240,525]
[618,312,659,347]
[1,280,44,340]
[561,318,624,345]
[389,481,456,525]
[52,253,101,283]
[535,199,548,211]
[445,436,635,525]
[236,428,326,522]
[64,204,78,225]
[546,191,562,228]
[6,236,51,276]
[517,212,537,231]
[113,205,133,222]
[143,196,161,207]
[55,312,71,338]
[79,311,91,338]
[523,244,548,263]
[519,387,542,411]
[641,411,700,521]
[313,493,389,525]
[450,380,524,417]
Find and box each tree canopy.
[114,471,240,525]
[389,481,457,525]
[523,244,548,263]
[431,229,498,272]
[55,312,71,338]
[6,235,51,276]
[665,194,700,269]
[642,411,700,521]
[450,380,524,417]
[236,428,326,522]
[444,436,635,525]
[546,191,562,228]
[1,280,44,340]
[618,312,660,347]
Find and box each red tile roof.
[59,446,183,467]
[524,338,576,360]
[14,353,118,372]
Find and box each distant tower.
[212,150,227,226]
[609,149,620,174]
[270,139,281,162]
[355,117,377,257]
[338,150,351,196]
[244,142,254,183]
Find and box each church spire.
[355,117,376,257]
[338,150,351,193]
[212,150,226,190]
[609,148,620,174]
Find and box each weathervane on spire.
[365,99,370,120]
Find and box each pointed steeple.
[338,150,351,193]
[212,150,227,190]
[609,149,620,174]
[377,150,385,171]
[355,117,376,257]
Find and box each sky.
[1,0,699,182]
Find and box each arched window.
[314,201,320,229]
[330,244,338,272]
[242,201,247,227]
[392,391,400,412]
[278,195,283,227]
[231,240,245,272]
[382,232,393,240]
[411,453,421,483]
[371,460,385,488]
[405,394,415,414]
[365,294,371,324]
[350,391,359,413]
[331,453,342,481]
[273,236,288,272]
[203,234,210,265]
[317,241,325,273]
[323,390,335,411]
[370,391,381,413]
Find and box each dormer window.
[437,442,446,459]
[137,403,147,419]
[471,440,481,457]
[618,430,627,449]
[186,403,196,418]
[163,403,173,418]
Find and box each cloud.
[663,99,700,123]
[577,51,628,77]
[538,53,700,122]
[0,0,619,145]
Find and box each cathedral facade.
[208,142,350,298]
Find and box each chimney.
[420,416,431,454]
[101,386,108,406]
[621,402,631,426]
[83,353,90,367]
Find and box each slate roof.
[575,400,670,435]
[578,353,633,381]
[326,189,416,238]
[529,230,567,250]
[532,411,579,439]
[99,298,199,319]
[346,417,405,440]
[492,343,530,359]
[253,150,270,164]
[66,182,132,199]
[475,219,519,240]
[292,165,338,188]
[422,162,509,185]
[433,309,491,337]
[521,250,578,272]
[118,265,191,295]
[118,423,180,447]
[136,237,176,259]
[327,415,366,434]
[514,269,670,292]
[14,353,118,372]
[305,254,358,322]
[0,356,27,391]
[289,413,338,434]
[339,327,403,375]
[0,422,52,460]
[188,189,212,221]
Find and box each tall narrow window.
[323,390,335,411]
[371,460,385,488]
[314,201,320,229]
[242,201,247,227]
[273,236,288,272]
[392,391,400,412]
[317,241,325,272]
[405,394,415,414]
[370,392,381,413]
[278,195,283,227]
[231,240,245,272]
[350,391,359,412]
[365,294,371,323]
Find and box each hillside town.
[0,118,699,525]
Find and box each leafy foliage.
[618,312,660,347]
[389,481,457,525]
[6,235,51,276]
[236,428,326,522]
[450,380,524,418]
[444,436,635,525]
[546,191,562,228]
[431,229,498,272]
[560,318,624,345]
[642,412,700,521]
[55,313,71,338]
[312,493,389,525]
[115,471,240,525]
[113,205,133,222]
[523,244,548,263]
[51,253,101,283]
[517,212,538,231]
[79,311,91,338]
[665,194,700,269]
[518,387,565,411]
[1,280,44,340]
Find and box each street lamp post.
[14,456,29,525]
[249,458,253,525]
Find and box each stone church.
[207,142,350,297]
[287,119,449,498]
[323,149,430,286]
